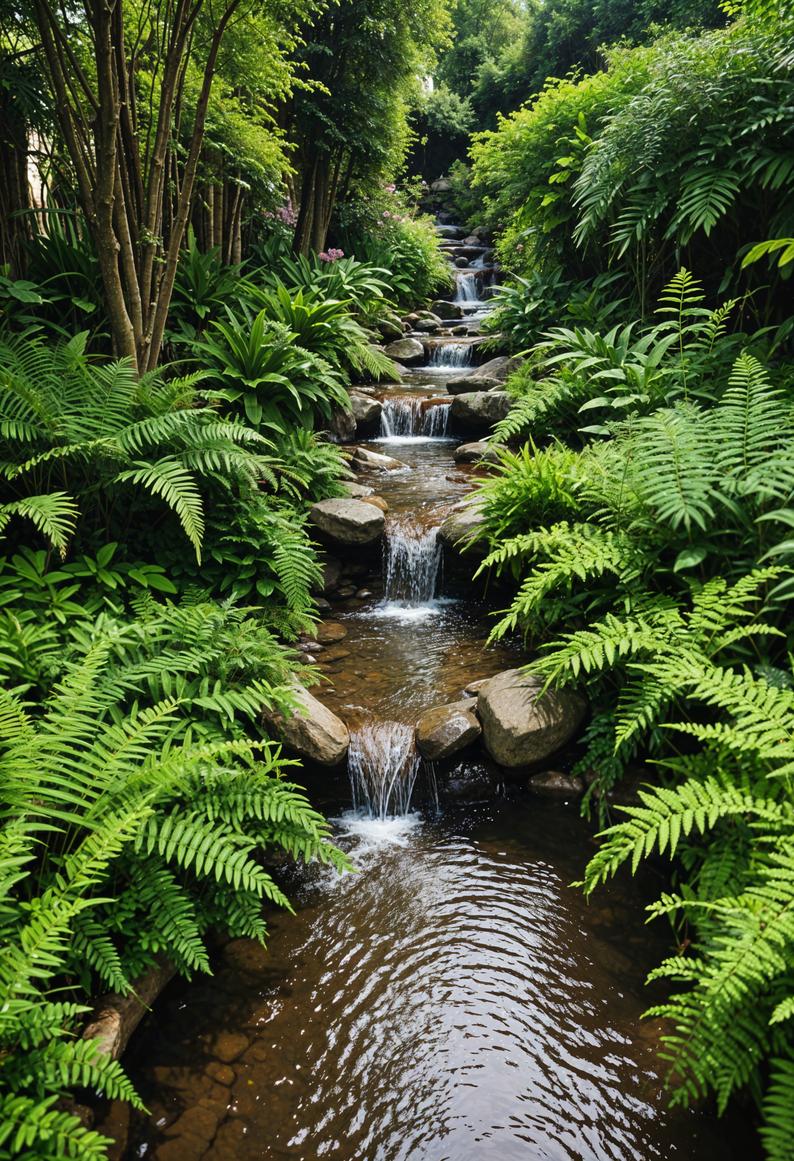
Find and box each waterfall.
[379,398,452,439]
[383,521,442,604]
[429,343,472,369]
[348,721,421,818]
[423,403,450,437]
[454,271,481,304]
[380,397,424,437]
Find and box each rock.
[362,494,388,512]
[463,677,491,696]
[378,316,404,342]
[463,234,480,246]
[343,481,374,498]
[431,300,464,320]
[414,318,441,333]
[416,699,482,761]
[416,310,443,325]
[450,391,512,431]
[383,337,425,365]
[315,620,347,644]
[325,406,355,442]
[438,501,488,555]
[453,441,503,464]
[319,554,342,593]
[262,682,350,766]
[440,758,500,803]
[527,770,585,798]
[355,588,374,599]
[477,670,587,768]
[351,446,408,472]
[315,597,332,613]
[451,325,469,336]
[336,583,357,599]
[206,1061,236,1086]
[349,392,382,430]
[435,214,461,229]
[309,498,385,548]
[447,356,521,393]
[318,645,351,664]
[213,1031,249,1064]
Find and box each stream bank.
[120,226,760,1161]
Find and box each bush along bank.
[0,223,458,1155]
[450,1,794,1152]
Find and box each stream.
[123,235,758,1160]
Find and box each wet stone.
[213,1031,250,1063]
[527,770,585,798]
[316,620,348,644]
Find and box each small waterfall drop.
[454,271,481,304]
[380,396,424,438]
[383,520,442,605]
[424,402,450,437]
[348,721,421,818]
[429,343,472,370]
[379,397,452,439]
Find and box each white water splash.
[379,397,452,439]
[424,402,451,437]
[429,343,472,370]
[454,271,482,305]
[383,521,442,604]
[348,722,422,819]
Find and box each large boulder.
[325,406,356,442]
[416,699,481,761]
[448,356,521,394]
[453,441,502,465]
[450,391,512,431]
[262,683,349,767]
[431,300,464,320]
[309,498,385,548]
[477,670,586,768]
[438,501,488,555]
[351,446,408,472]
[349,392,382,433]
[383,337,425,365]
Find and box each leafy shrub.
[0,631,347,1160]
[0,330,270,559]
[192,312,349,433]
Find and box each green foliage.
[0,632,347,1159]
[0,329,272,560]
[193,311,349,433]
[471,12,794,330]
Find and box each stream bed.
[123,255,759,1160]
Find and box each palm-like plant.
[194,312,350,432]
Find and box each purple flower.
[319,247,344,262]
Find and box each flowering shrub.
[319,248,345,262]
[335,184,452,305]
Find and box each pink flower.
[384,183,396,193]
[319,247,344,262]
[383,210,391,219]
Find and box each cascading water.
[379,397,451,439]
[424,402,450,437]
[429,342,472,369]
[454,270,481,304]
[380,396,424,438]
[383,519,442,605]
[348,721,421,818]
